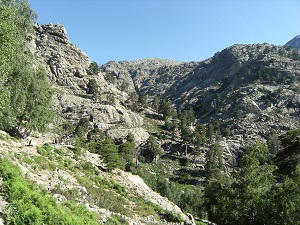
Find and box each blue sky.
[29,0,300,65]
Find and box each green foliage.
[275,129,300,176]
[158,99,176,119]
[0,4,53,136]
[120,81,130,92]
[106,216,127,225]
[267,129,280,155]
[272,165,300,224]
[164,118,177,133]
[87,78,99,95]
[205,143,224,181]
[75,175,128,216]
[1,0,37,31]
[204,142,279,225]
[137,92,147,107]
[88,139,124,171]
[195,123,207,146]
[106,93,115,105]
[179,109,195,127]
[132,162,204,218]
[87,128,106,142]
[74,117,90,138]
[152,96,160,113]
[87,61,99,75]
[0,158,98,225]
[141,135,162,163]
[118,141,136,171]
[126,132,134,142]
[105,72,116,83]
[207,124,214,143]
[37,143,52,156]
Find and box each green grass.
[0,157,100,225]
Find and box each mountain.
[285,35,300,49]
[1,22,300,225]
[101,43,300,143]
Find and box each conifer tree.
[143,135,162,163]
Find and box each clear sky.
[29,0,300,65]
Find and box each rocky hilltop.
[285,35,300,49]
[100,59,199,97]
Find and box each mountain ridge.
[285,35,300,49]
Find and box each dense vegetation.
[0,0,53,137]
[0,157,99,224]
[204,132,300,225]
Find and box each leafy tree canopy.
[0,3,53,136]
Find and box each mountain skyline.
[285,35,300,49]
[29,0,300,65]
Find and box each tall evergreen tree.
[142,135,162,163]
[275,129,300,176]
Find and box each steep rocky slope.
[101,43,300,143]
[285,35,300,49]
[28,23,147,142]
[100,59,199,97]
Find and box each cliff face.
[27,23,145,134]
[28,23,90,87]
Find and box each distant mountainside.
[101,43,300,142]
[285,35,300,49]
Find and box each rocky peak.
[101,58,200,97]
[285,35,300,49]
[28,23,90,87]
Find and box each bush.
[37,142,52,153]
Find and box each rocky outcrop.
[28,23,90,87]
[100,58,199,97]
[107,128,149,146]
[113,169,194,224]
[285,35,300,49]
[28,24,145,133]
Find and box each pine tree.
[152,97,160,113]
[119,141,136,171]
[205,142,276,225]
[87,61,99,75]
[275,129,300,176]
[143,135,162,163]
[138,92,147,108]
[205,143,224,181]
[207,124,214,143]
